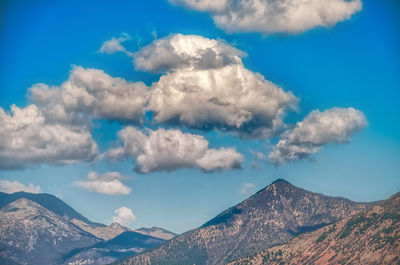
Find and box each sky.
[0,0,399,234]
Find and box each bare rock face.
[116,179,370,265]
[0,199,99,265]
[229,192,400,265]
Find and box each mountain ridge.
[0,191,102,227]
[114,179,372,265]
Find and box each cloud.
[250,150,268,168]
[149,64,297,137]
[30,66,148,124]
[0,104,98,170]
[100,34,129,54]
[74,172,131,195]
[133,34,245,73]
[132,34,298,138]
[251,151,267,161]
[240,182,256,195]
[170,0,228,11]
[269,107,367,164]
[0,180,42,194]
[169,0,362,34]
[105,127,244,173]
[99,33,133,56]
[112,206,136,226]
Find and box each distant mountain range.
[62,230,166,265]
[0,191,176,265]
[114,179,374,265]
[1,179,399,265]
[135,227,177,240]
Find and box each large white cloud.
[169,0,362,34]
[149,64,297,137]
[105,127,244,173]
[269,107,367,164]
[112,206,136,226]
[0,180,42,194]
[74,172,131,195]
[133,34,245,73]
[0,104,98,170]
[0,66,148,170]
[30,66,148,124]
[131,34,298,137]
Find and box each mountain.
[0,198,99,265]
[62,231,166,265]
[114,179,371,265]
[134,227,177,240]
[0,192,175,265]
[0,191,102,227]
[228,192,400,265]
[70,220,132,241]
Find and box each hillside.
[229,192,400,265]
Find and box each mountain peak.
[0,191,101,226]
[3,198,41,212]
[110,221,124,228]
[271,178,291,185]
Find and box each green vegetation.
[316,232,328,243]
[382,212,400,222]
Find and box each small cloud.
[240,182,256,195]
[74,171,132,195]
[252,151,267,161]
[99,33,133,56]
[0,180,42,194]
[250,150,268,169]
[112,206,136,226]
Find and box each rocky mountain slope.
[62,231,166,265]
[135,227,177,240]
[229,192,400,265]
[114,179,370,265]
[0,199,99,265]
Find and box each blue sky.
[0,0,399,233]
